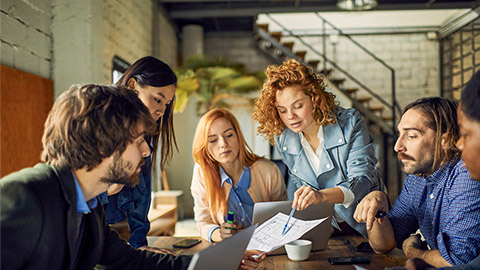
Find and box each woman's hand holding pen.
[220,222,244,240]
[293,185,325,211]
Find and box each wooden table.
[149,234,406,270]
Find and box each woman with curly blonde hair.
[252,59,383,237]
[191,108,287,242]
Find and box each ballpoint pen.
[282,206,296,235]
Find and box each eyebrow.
[399,127,424,134]
[207,128,234,137]
[276,98,304,108]
[155,92,166,99]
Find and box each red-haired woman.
[252,59,383,237]
[191,108,287,242]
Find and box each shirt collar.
[219,165,250,188]
[299,125,324,153]
[72,172,98,214]
[423,158,457,183]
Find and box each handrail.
[265,13,400,136]
[315,13,401,123]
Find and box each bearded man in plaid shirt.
[354,97,480,267]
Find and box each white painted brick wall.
[293,33,439,109]
[102,0,153,83]
[1,0,53,78]
[157,10,178,67]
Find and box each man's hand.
[220,222,244,241]
[293,186,324,211]
[402,235,423,258]
[353,191,389,231]
[405,258,434,270]
[238,250,266,270]
[138,245,176,255]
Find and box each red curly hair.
[252,59,338,144]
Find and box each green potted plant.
[174,56,265,115]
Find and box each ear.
[127,77,137,90]
[440,133,450,152]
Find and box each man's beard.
[100,153,144,187]
[398,152,434,175]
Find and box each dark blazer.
[0,163,191,270]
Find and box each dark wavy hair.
[461,70,480,122]
[402,97,460,171]
[116,56,177,169]
[41,84,156,171]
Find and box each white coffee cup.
[284,239,312,261]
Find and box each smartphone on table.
[327,256,371,265]
[355,242,374,252]
[172,238,202,249]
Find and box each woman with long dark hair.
[99,56,177,251]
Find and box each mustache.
[398,153,415,161]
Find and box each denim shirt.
[220,166,255,228]
[275,107,383,237]
[98,156,152,248]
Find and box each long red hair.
[192,108,262,214]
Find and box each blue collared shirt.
[72,172,98,267]
[388,159,480,265]
[220,166,254,228]
[73,173,98,213]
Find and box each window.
[112,56,130,84]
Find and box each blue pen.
[282,206,296,235]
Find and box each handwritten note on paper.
[246,212,328,253]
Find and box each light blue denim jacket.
[275,107,383,237]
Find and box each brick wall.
[297,33,440,109]
[156,9,178,68]
[1,0,53,79]
[103,0,153,83]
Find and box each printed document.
[247,212,328,253]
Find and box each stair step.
[345,88,358,95]
[308,60,320,69]
[357,96,372,103]
[282,41,294,50]
[257,23,269,32]
[270,31,282,41]
[319,68,333,76]
[330,78,345,86]
[382,115,393,121]
[295,50,307,59]
[369,106,384,112]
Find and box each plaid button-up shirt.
[388,158,480,265]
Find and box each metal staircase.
[253,14,403,195]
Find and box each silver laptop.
[187,224,258,270]
[252,201,333,254]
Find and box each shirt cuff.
[338,186,355,208]
[208,226,221,243]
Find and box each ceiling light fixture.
[337,0,378,11]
